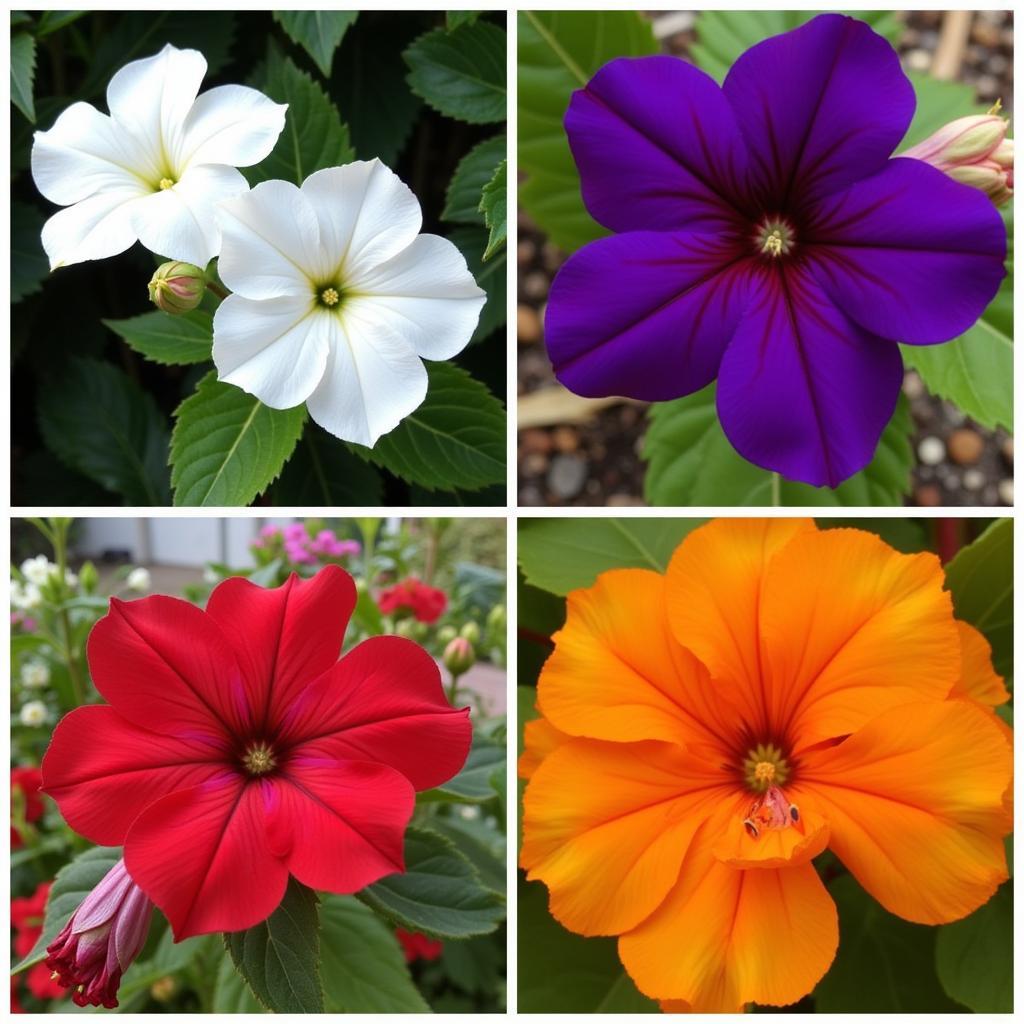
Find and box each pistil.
[158,178,176,191]
[743,741,790,793]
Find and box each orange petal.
[665,518,816,736]
[538,568,735,753]
[712,803,829,870]
[798,700,1012,924]
[520,737,734,936]
[760,528,960,747]
[518,715,571,780]
[950,620,1010,707]
[620,823,837,1009]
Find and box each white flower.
[11,581,42,611]
[21,661,50,690]
[32,44,286,270]
[20,701,49,728]
[126,567,151,592]
[20,555,54,586]
[212,160,487,447]
[65,570,79,588]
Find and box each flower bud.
[459,621,481,644]
[126,567,151,593]
[78,561,99,595]
[904,104,1013,207]
[487,603,506,633]
[148,261,206,314]
[443,636,476,677]
[45,859,154,1008]
[437,624,458,645]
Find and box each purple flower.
[544,14,1006,487]
[45,859,154,1008]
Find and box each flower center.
[755,218,795,259]
[158,178,176,191]
[242,741,277,776]
[743,742,790,793]
[320,286,340,306]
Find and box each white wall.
[74,518,262,568]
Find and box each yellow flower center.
[743,742,790,793]
[754,761,775,783]
[320,286,340,307]
[158,178,176,191]
[243,742,277,776]
[755,218,795,259]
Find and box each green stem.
[51,519,87,707]
[206,280,229,300]
[446,671,461,706]
[770,472,781,507]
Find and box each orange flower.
[520,519,1012,1012]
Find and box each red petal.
[265,760,413,893]
[42,706,227,845]
[88,596,250,737]
[124,776,287,939]
[279,636,472,791]
[204,567,356,733]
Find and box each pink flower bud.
[443,636,476,677]
[45,859,154,1009]
[147,261,206,314]
[904,104,1013,207]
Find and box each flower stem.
[206,281,229,300]
[50,518,87,707]
[770,472,781,507]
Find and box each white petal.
[41,191,143,269]
[213,294,329,409]
[32,102,154,204]
[306,309,428,447]
[180,85,287,169]
[348,234,486,359]
[301,159,422,282]
[216,180,320,299]
[106,44,207,177]
[131,164,248,265]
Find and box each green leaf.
[213,951,269,1012]
[518,517,702,595]
[518,11,657,253]
[447,11,481,30]
[691,10,902,83]
[319,895,430,1012]
[11,31,35,122]
[448,225,506,342]
[935,881,1012,1012]
[117,930,212,1004]
[900,72,987,151]
[273,10,358,77]
[334,15,423,166]
[480,159,507,259]
[35,10,87,36]
[38,358,171,505]
[944,518,1012,680]
[225,878,323,1013]
[429,817,506,894]
[170,371,306,507]
[354,361,505,492]
[12,201,48,303]
[427,739,506,803]
[643,385,913,506]
[357,826,505,938]
[519,877,658,1012]
[815,874,964,1011]
[404,22,506,124]
[272,423,384,504]
[443,134,507,224]
[249,45,354,185]
[14,845,122,971]
[103,310,213,366]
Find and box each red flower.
[396,928,443,963]
[377,578,448,624]
[42,567,472,939]
[12,881,66,1004]
[10,766,44,849]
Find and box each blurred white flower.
[21,555,54,586]
[20,701,49,727]
[11,581,42,611]
[32,44,286,270]
[126,567,152,592]
[65,569,79,588]
[202,567,220,585]
[21,660,51,690]
[213,159,486,447]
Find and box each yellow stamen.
[158,178,175,191]
[320,286,340,307]
[988,98,1003,116]
[761,230,784,257]
[243,742,276,776]
[754,761,776,783]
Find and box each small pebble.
[963,469,985,491]
[523,272,549,301]
[547,454,588,500]
[917,436,945,466]
[517,240,534,265]
[914,483,943,507]
[998,479,1013,505]
[947,428,984,465]
[902,373,925,399]
[517,304,542,345]
[1001,437,1013,464]
[552,426,578,453]
[905,48,931,72]
[522,452,549,476]
[520,428,552,455]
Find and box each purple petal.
[716,262,903,487]
[545,230,757,401]
[566,55,752,233]
[723,14,914,207]
[804,156,1007,344]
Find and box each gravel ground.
[517,10,1014,507]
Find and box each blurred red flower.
[10,766,44,849]
[11,881,66,1004]
[377,578,448,624]
[396,928,443,963]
